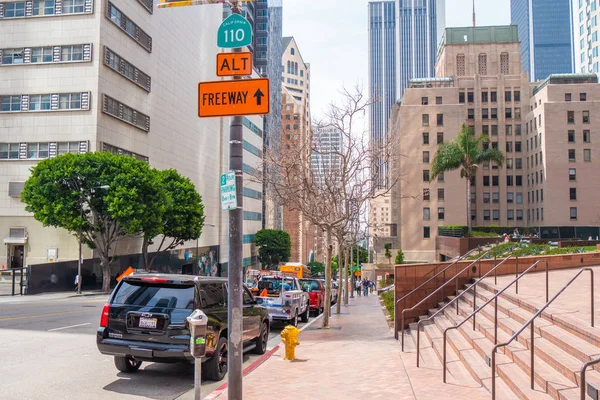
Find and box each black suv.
[96,274,270,381]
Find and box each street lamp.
[76,184,110,295]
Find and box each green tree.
[21,152,164,293]
[395,249,405,264]
[384,243,392,264]
[141,169,205,270]
[430,124,505,233]
[331,255,339,277]
[307,261,324,276]
[255,229,291,269]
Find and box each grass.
[380,290,394,321]
[467,242,598,259]
[468,230,501,238]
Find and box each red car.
[299,278,325,316]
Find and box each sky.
[282,0,511,120]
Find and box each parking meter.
[187,309,208,358]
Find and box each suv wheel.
[252,322,269,355]
[291,311,299,327]
[300,305,309,322]
[114,356,141,373]
[204,336,228,381]
[319,301,324,315]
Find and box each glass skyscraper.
[511,0,575,81]
[369,1,396,189]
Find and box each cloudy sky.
[282,0,511,119]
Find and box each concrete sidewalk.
[211,293,491,400]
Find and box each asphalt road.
[0,292,311,400]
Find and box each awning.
[4,237,27,245]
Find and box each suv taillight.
[100,303,110,327]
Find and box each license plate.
[139,317,157,329]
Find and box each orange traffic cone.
[260,288,268,297]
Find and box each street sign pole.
[228,2,244,400]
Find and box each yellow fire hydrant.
[280,325,301,360]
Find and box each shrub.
[380,290,394,321]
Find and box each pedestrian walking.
[370,280,375,294]
[363,279,369,297]
[74,274,80,292]
[356,279,362,296]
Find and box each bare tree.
[260,86,397,328]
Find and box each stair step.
[409,323,442,370]
[496,362,553,399]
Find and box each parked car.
[96,274,270,382]
[299,278,325,316]
[255,275,310,325]
[319,279,338,305]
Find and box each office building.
[574,1,600,74]
[511,0,575,81]
[310,126,342,188]
[0,1,263,274]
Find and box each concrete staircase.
[401,279,600,399]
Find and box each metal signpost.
[160,2,267,398]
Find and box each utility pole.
[472,0,476,27]
[228,2,244,399]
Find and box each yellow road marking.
[0,309,95,322]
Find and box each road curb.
[204,311,326,399]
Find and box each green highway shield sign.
[217,13,252,48]
[220,171,237,211]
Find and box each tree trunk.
[323,226,333,328]
[466,177,472,234]
[344,247,353,306]
[100,254,111,293]
[336,242,343,315]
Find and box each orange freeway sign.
[198,78,269,118]
[216,52,253,77]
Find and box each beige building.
[0,1,263,273]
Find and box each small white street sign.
[220,171,237,211]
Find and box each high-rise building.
[0,1,263,274]
[311,127,342,188]
[368,1,396,190]
[574,1,600,75]
[396,0,446,100]
[511,0,575,81]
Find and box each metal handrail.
[394,248,480,340]
[441,260,548,382]
[580,357,600,400]
[415,254,514,367]
[400,250,490,351]
[491,268,595,400]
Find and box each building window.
[505,108,512,119]
[507,192,514,203]
[423,151,430,163]
[436,96,442,105]
[437,132,444,144]
[491,125,498,136]
[102,94,150,132]
[515,158,522,169]
[515,141,522,152]
[59,93,81,110]
[493,210,500,220]
[482,125,489,135]
[507,210,514,220]
[569,149,576,161]
[438,172,444,182]
[0,143,20,159]
[290,48,295,55]
[570,188,577,200]
[29,46,54,63]
[484,210,491,220]
[421,97,428,105]
[581,93,587,101]
[570,207,578,220]
[26,142,50,159]
[61,45,83,61]
[423,207,430,220]
[58,142,81,155]
[506,175,514,186]
[459,92,465,103]
[482,91,488,103]
[506,125,512,136]
[467,92,474,103]
[506,142,513,152]
[492,192,499,203]
[583,130,591,142]
[422,132,429,145]
[506,158,513,169]
[491,91,497,102]
[423,188,430,201]
[107,2,152,52]
[516,175,522,186]
[565,93,572,102]
[457,54,465,76]
[569,168,577,181]
[63,0,84,14]
[568,111,575,123]
[491,108,498,119]
[568,130,575,142]
[483,176,490,186]
[1,95,21,112]
[478,53,487,75]
[516,210,523,220]
[505,91,512,102]
[2,48,24,64]
[3,2,26,17]
[423,170,430,182]
[483,192,490,203]
[492,176,499,186]
[438,207,445,220]
[468,109,475,120]
[514,91,520,102]
[438,188,444,201]
[29,94,51,111]
[583,110,590,123]
[584,149,591,161]
[423,226,431,239]
[500,52,509,74]
[422,114,429,126]
[32,0,54,16]
[437,114,444,126]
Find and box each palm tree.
[430,124,504,234]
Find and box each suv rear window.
[113,282,195,310]
[300,279,321,291]
[258,277,296,294]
